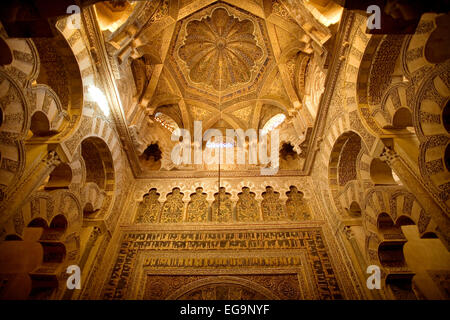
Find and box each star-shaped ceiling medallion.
[169,3,272,102]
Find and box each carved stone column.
[62,226,103,300]
[340,224,384,299]
[0,151,61,226]
[380,147,450,250]
[79,226,102,269]
[343,225,366,271]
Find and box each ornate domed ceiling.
[177,6,265,92]
[168,2,273,103]
[99,0,337,176]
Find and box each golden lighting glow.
[154,112,177,133]
[304,0,343,26]
[261,114,286,135]
[206,141,235,149]
[88,85,110,116]
[94,1,136,33]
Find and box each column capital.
[43,150,61,167]
[89,226,102,242]
[343,225,355,240]
[379,146,399,164]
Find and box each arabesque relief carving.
[261,186,285,221]
[135,188,161,223]
[286,186,311,220]
[236,187,259,222]
[160,187,185,223]
[178,7,263,91]
[211,187,233,222]
[187,187,209,222]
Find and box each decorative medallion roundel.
[178,8,263,91]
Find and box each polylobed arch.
[279,142,298,159]
[327,131,372,218]
[3,210,70,299]
[49,214,68,231]
[33,34,83,112]
[328,131,364,194]
[28,217,48,229]
[357,34,405,108]
[391,107,413,129]
[45,163,72,190]
[29,111,51,137]
[26,84,68,140]
[377,212,416,236]
[355,33,416,139]
[376,211,416,298]
[337,133,362,186]
[415,64,450,211]
[385,274,417,300]
[378,241,407,269]
[369,158,397,185]
[376,83,414,131]
[377,212,394,231]
[5,27,86,145]
[370,206,448,299]
[27,214,68,240]
[396,215,415,227]
[363,188,436,243]
[0,71,29,206]
[3,191,82,265]
[81,137,115,193]
[279,142,301,170]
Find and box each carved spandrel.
[211,187,233,222]
[236,187,259,222]
[160,188,184,223]
[286,186,311,220]
[261,186,285,221]
[187,187,209,222]
[135,188,161,223]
